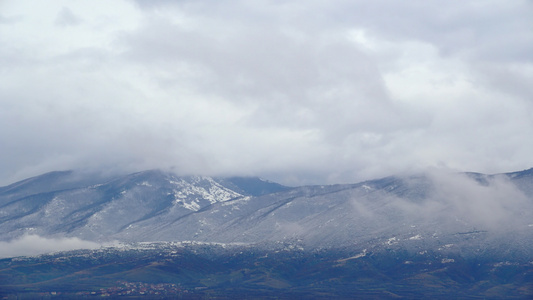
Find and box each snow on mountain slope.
[2,169,533,299]
[0,170,252,241]
[1,168,532,256]
[149,172,532,255]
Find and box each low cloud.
[0,235,101,259]
[387,169,533,231]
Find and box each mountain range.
[2,168,533,249]
[1,168,533,298]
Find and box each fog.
[384,169,533,233]
[0,235,101,259]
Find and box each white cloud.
[425,170,531,229]
[0,0,532,186]
[0,235,100,258]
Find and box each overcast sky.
[1,0,532,186]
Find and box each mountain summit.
[0,170,288,241]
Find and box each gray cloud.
[0,0,532,186]
[55,7,82,27]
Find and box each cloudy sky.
[1,0,532,186]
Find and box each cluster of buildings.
[75,281,190,297]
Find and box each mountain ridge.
[1,168,532,251]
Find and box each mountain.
[1,168,532,250]
[1,168,533,298]
[0,170,289,242]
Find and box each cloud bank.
[0,235,100,258]
[1,0,532,185]
[406,170,532,231]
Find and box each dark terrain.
[1,242,532,299]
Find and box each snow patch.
[362,185,372,191]
[337,249,367,263]
[438,244,455,251]
[386,237,398,245]
[493,261,518,267]
[409,234,422,240]
[182,200,201,212]
[170,177,243,211]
